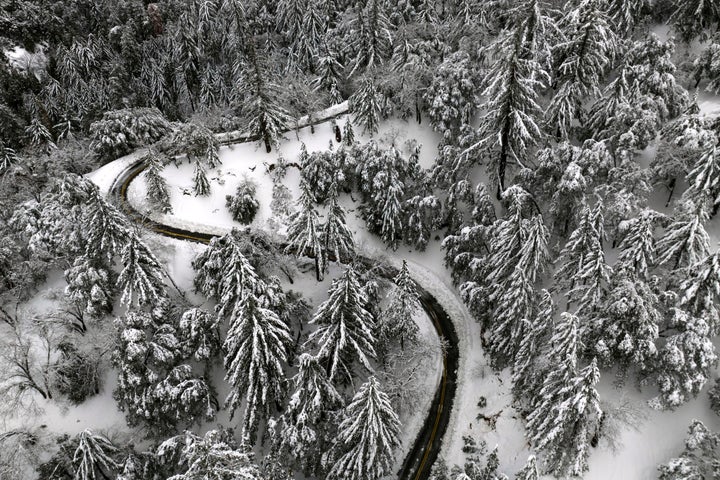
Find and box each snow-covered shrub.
[658,420,720,479]
[225,179,260,225]
[52,342,102,404]
[90,108,171,161]
[709,379,720,415]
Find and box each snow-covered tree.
[657,200,711,272]
[343,117,356,146]
[193,230,262,317]
[514,455,540,480]
[561,204,613,317]
[285,180,324,281]
[349,0,393,76]
[694,35,720,92]
[616,209,664,280]
[424,51,477,138]
[160,122,220,169]
[651,309,718,410]
[473,0,552,196]
[158,429,262,480]
[547,0,620,139]
[512,290,554,405]
[685,145,720,214]
[526,311,580,422]
[144,151,172,213]
[177,307,221,362]
[528,355,602,477]
[485,202,550,364]
[64,256,114,318]
[350,77,383,136]
[658,420,720,479]
[224,294,291,442]
[321,184,355,265]
[72,429,119,480]
[191,161,211,197]
[670,0,720,42]
[356,143,420,250]
[241,41,291,153]
[276,0,306,40]
[226,179,260,225]
[307,266,377,381]
[326,376,400,480]
[113,309,215,435]
[83,185,132,262]
[378,260,420,352]
[272,353,344,476]
[591,271,661,381]
[116,234,167,307]
[679,250,720,334]
[89,107,171,161]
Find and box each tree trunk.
[665,177,677,207]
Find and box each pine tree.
[481,446,500,480]
[273,353,344,475]
[679,251,720,334]
[424,51,477,138]
[547,0,620,139]
[349,0,393,76]
[113,308,216,435]
[350,77,383,136]
[224,294,291,442]
[616,209,663,280]
[670,0,720,42]
[193,230,262,318]
[489,269,537,366]
[512,290,554,405]
[64,256,114,318]
[326,377,400,480]
[307,266,377,380]
[403,188,442,251]
[159,429,262,479]
[379,260,420,351]
[321,184,355,265]
[610,0,647,32]
[474,0,553,196]
[343,117,356,146]
[313,48,344,102]
[83,185,132,262]
[242,40,291,153]
[72,429,119,480]
[658,420,720,479]
[276,0,306,39]
[651,308,718,410]
[177,307,221,362]
[514,455,539,480]
[591,271,660,380]
[528,342,602,478]
[526,311,580,418]
[116,234,167,307]
[144,151,172,213]
[657,200,711,272]
[685,145,720,214]
[192,160,211,197]
[225,179,260,225]
[285,180,325,281]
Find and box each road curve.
[108,143,459,480]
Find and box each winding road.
[108,124,459,480]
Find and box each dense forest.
[3,0,720,478]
